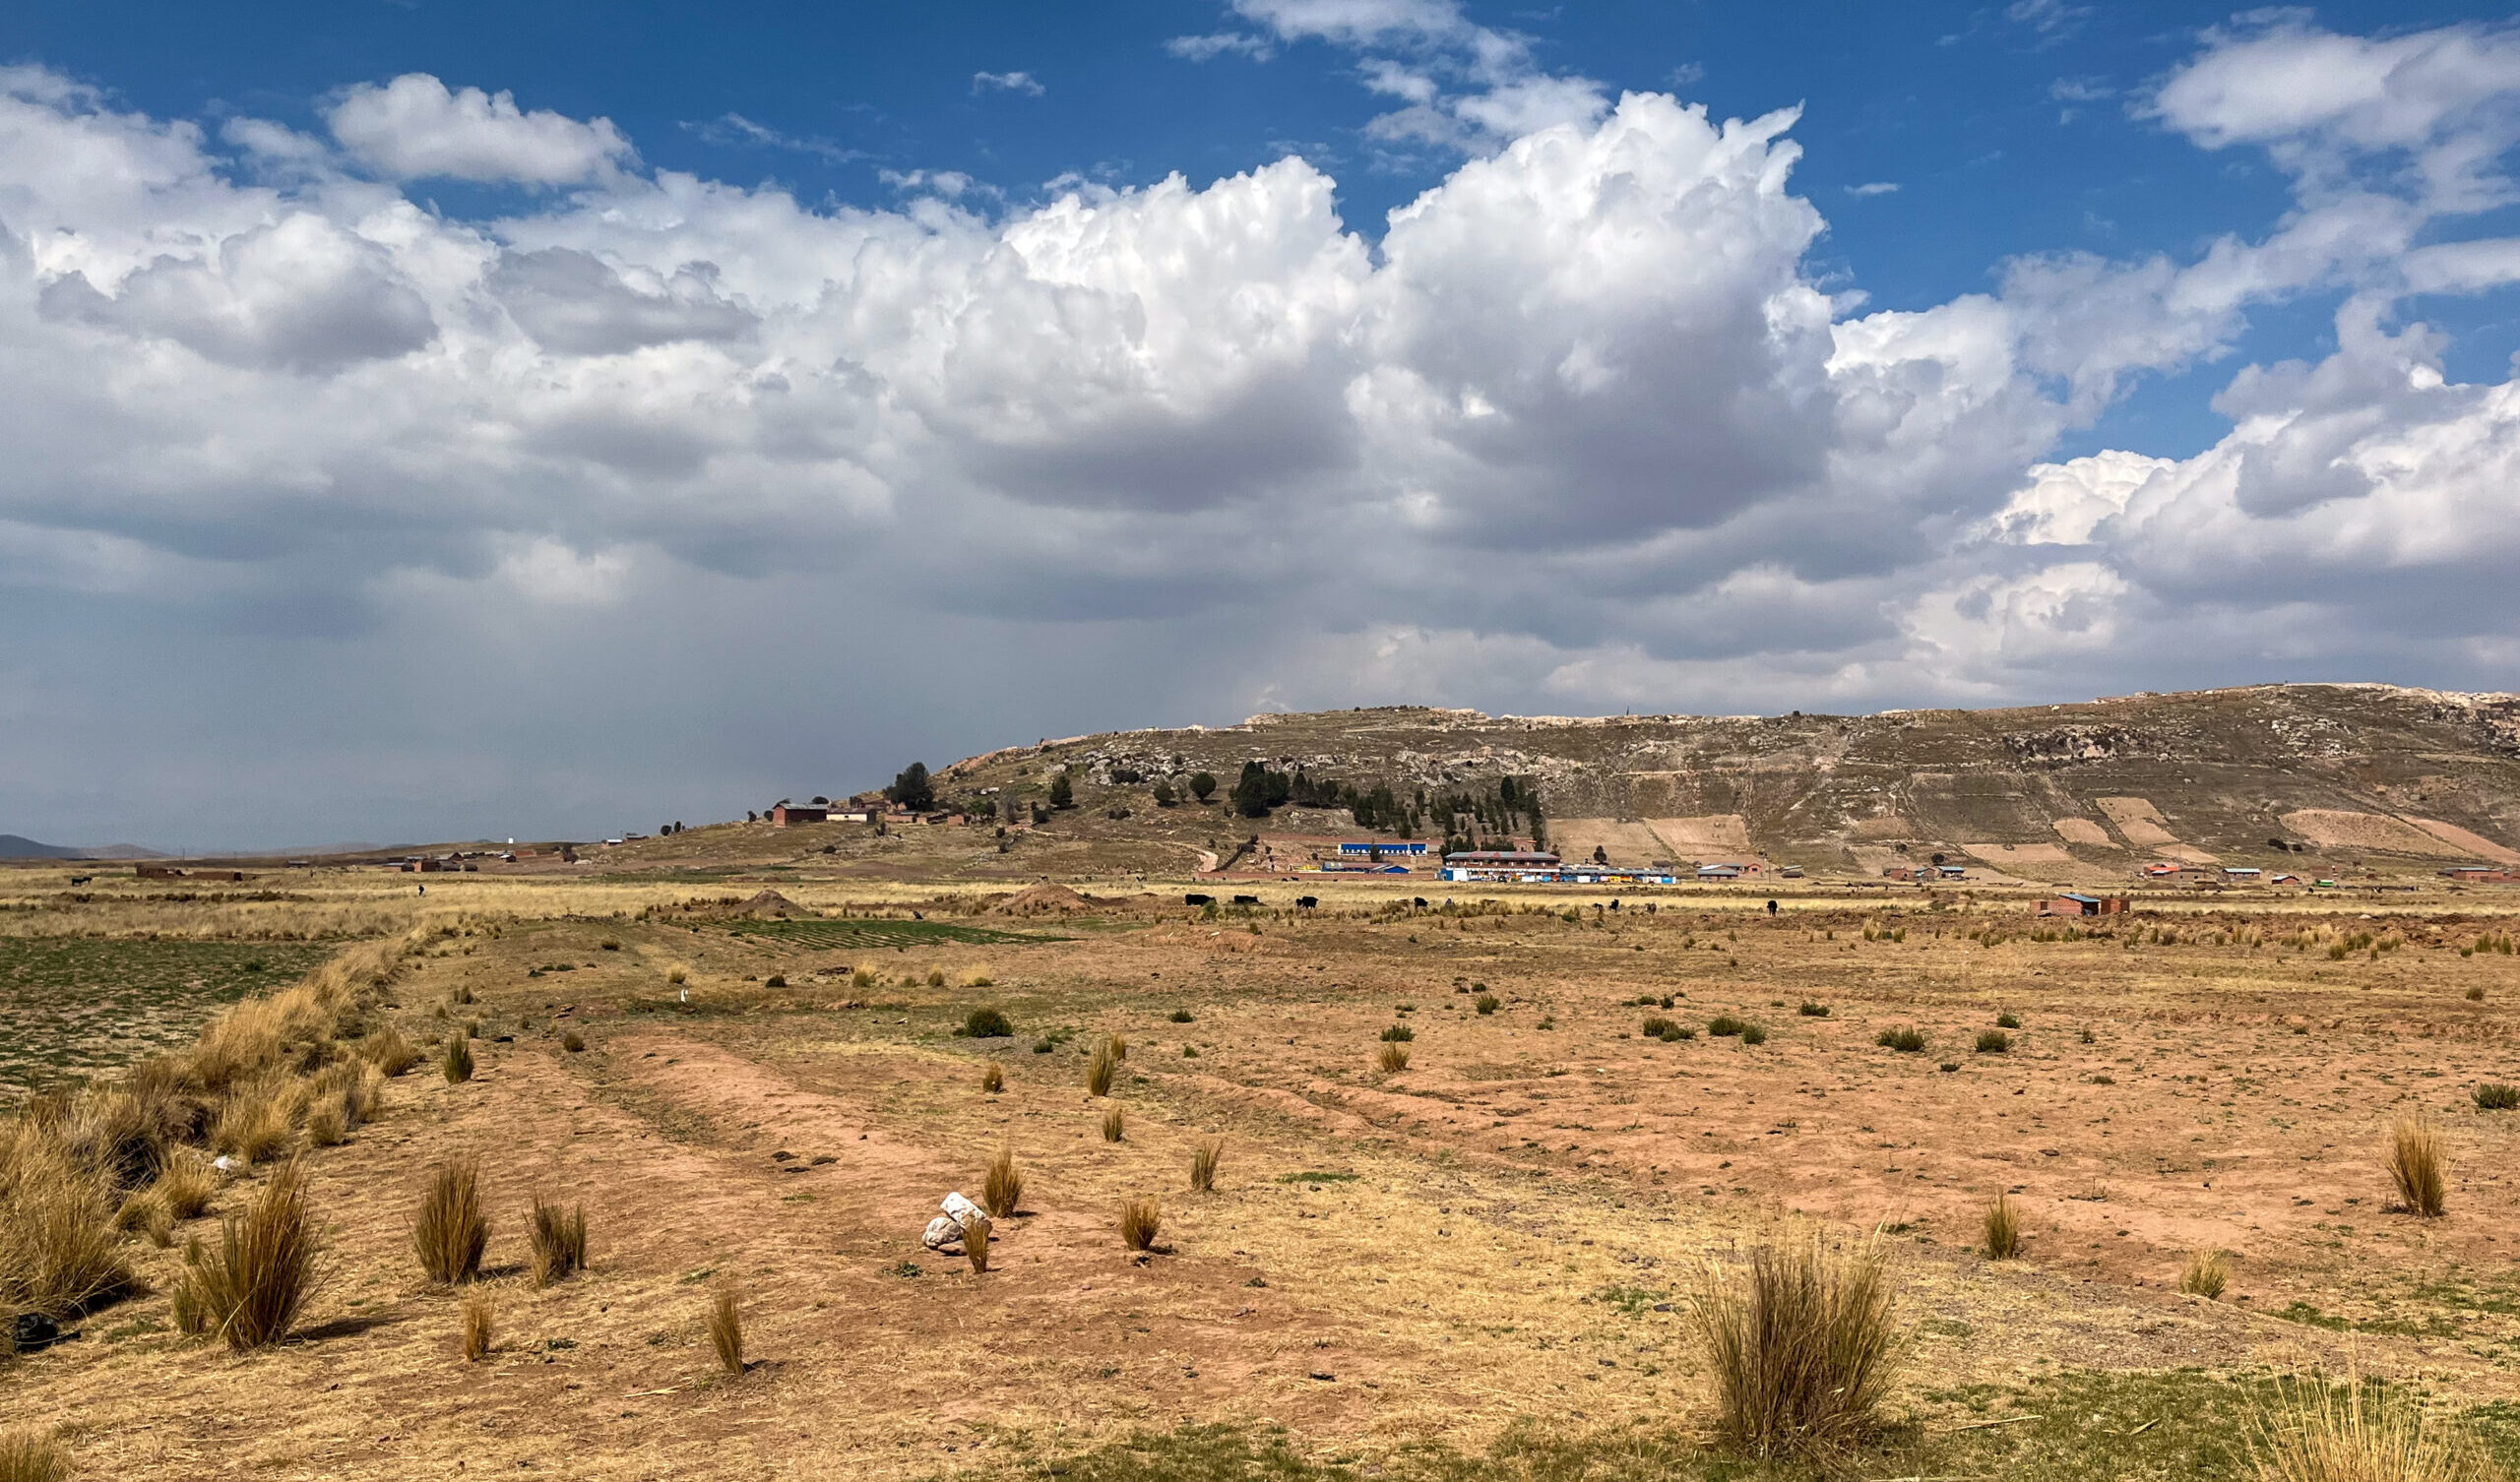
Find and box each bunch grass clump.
[708,1283,744,1375]
[1118,1197,1162,1252]
[0,1121,136,1319]
[1877,1027,1926,1053]
[2386,1117,2447,1218]
[0,1429,70,1482]
[529,1198,587,1287]
[1687,1228,1903,1459]
[461,1293,493,1362]
[2180,1249,2232,1300]
[1086,1037,1118,1097]
[1976,1028,2012,1055]
[1102,1106,1125,1142]
[1189,1139,1223,1194]
[178,1157,319,1350]
[2473,1083,2517,1112]
[1377,1042,1411,1074]
[983,1149,1023,1219]
[441,1036,473,1084]
[413,1157,488,1284]
[1984,1194,2021,1259]
[361,1023,420,1077]
[2249,1372,2492,1482]
[979,1060,1005,1094]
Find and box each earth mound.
[991,883,1090,915]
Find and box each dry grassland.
[6,865,2520,1479]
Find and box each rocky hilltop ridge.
[934,684,2520,876]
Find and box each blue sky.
[3,2,2519,847]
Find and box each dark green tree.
[1188,772,1217,803]
[1152,779,1176,807]
[1048,772,1075,809]
[886,763,935,812]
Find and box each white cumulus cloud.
[327,74,634,185]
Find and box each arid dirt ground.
[8,865,2520,1479]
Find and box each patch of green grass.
[1586,1285,1670,1316]
[1278,1171,1359,1185]
[0,936,340,1096]
[721,917,1063,950]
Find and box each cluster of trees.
[885,763,935,813]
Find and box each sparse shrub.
[462,1293,493,1361]
[708,1283,745,1374]
[1877,1027,1926,1053]
[850,967,874,988]
[1118,1197,1162,1252]
[763,974,787,989]
[362,1023,420,1076]
[2248,1373,2491,1482]
[983,1149,1023,1219]
[1798,1002,1829,1018]
[1976,1029,2011,1055]
[2180,1249,2231,1300]
[179,1157,319,1350]
[1939,1061,1961,1074]
[1475,994,1500,1015]
[1189,1139,1223,1194]
[1380,1023,1414,1042]
[2386,1117,2448,1217]
[442,1036,474,1084]
[1032,1036,1054,1055]
[1984,1195,2020,1259]
[0,1429,70,1482]
[1102,1106,1125,1142]
[1168,1008,1195,1023]
[1709,1016,1749,1037]
[562,1030,586,1053]
[2078,1026,2097,1044]
[1995,1012,2020,1029]
[529,1198,587,1287]
[1741,1023,1769,1045]
[964,1007,1013,1038]
[413,1158,488,1284]
[1641,1015,1677,1038]
[1377,1042,1412,1074]
[667,967,687,986]
[1687,1229,1902,1459]
[599,939,620,952]
[926,969,946,988]
[2475,1083,2519,1112]
[979,1061,1005,1093]
[1086,1038,1118,1097]
[2467,986,2487,1002]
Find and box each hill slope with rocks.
[923,684,2520,878]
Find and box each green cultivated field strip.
[720,917,1063,949]
[0,937,341,1097]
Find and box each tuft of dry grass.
[1102,1106,1125,1142]
[0,1429,69,1482]
[152,1153,218,1221]
[210,1082,296,1164]
[980,1060,1005,1094]
[461,1293,493,1362]
[2182,1249,2233,1299]
[1687,1228,1904,1460]
[1086,1037,1118,1097]
[179,1156,320,1350]
[1189,1139,1223,1194]
[1118,1196,1162,1252]
[1376,1042,1411,1074]
[983,1149,1023,1219]
[2386,1117,2448,1218]
[707,1283,745,1375]
[441,1036,473,1084]
[0,1121,136,1319]
[412,1158,488,1284]
[529,1198,588,1287]
[361,1023,420,1077]
[2250,1372,2492,1482]
[113,1189,175,1248]
[1984,1194,2021,1260]
[966,1215,991,1274]
[561,1030,587,1053]
[304,1102,347,1147]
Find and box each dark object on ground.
[13,1312,68,1352]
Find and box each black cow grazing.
[1413,897,1428,909]
[1184,894,1212,906]
[68,876,91,887]
[1766,898,1779,916]
[1232,894,1260,905]
[1295,896,1317,908]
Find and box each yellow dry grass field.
[6,862,2520,1480]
